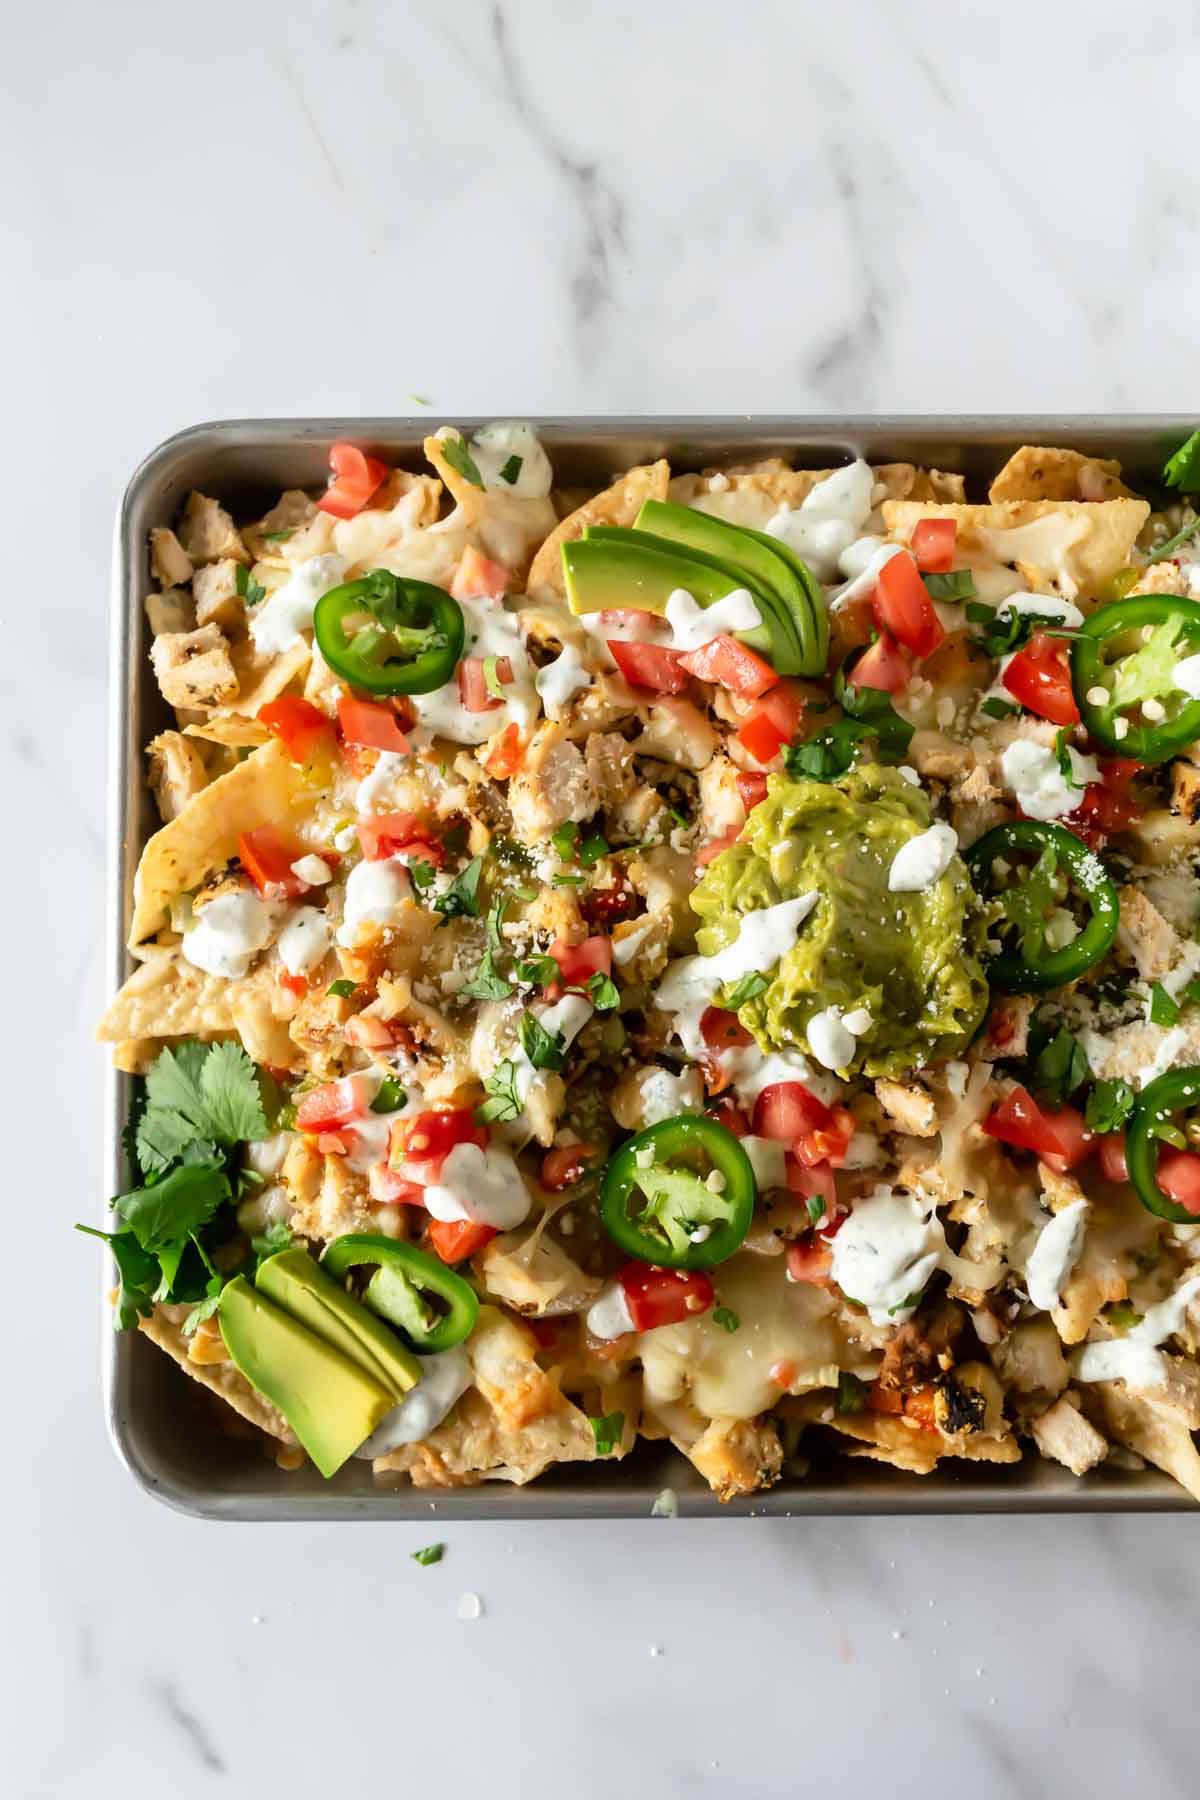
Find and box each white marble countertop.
[7,0,1200,1792]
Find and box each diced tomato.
[337,695,411,754]
[369,1164,427,1206]
[734,681,806,765]
[983,1085,1093,1169]
[793,1105,856,1170]
[735,770,769,811]
[1002,631,1080,726]
[866,1382,903,1416]
[911,518,957,574]
[1099,1133,1129,1183]
[397,1108,488,1171]
[451,545,510,601]
[343,1013,398,1050]
[848,633,911,693]
[458,655,512,713]
[677,634,779,699]
[317,442,389,519]
[1066,759,1143,845]
[297,1076,370,1132]
[753,1081,833,1141]
[277,970,308,999]
[700,1006,754,1051]
[1157,1150,1200,1213]
[707,1097,751,1137]
[259,695,335,764]
[317,1129,353,1155]
[426,1219,498,1264]
[547,935,612,993]
[618,1262,714,1331]
[987,1006,1019,1051]
[582,883,637,927]
[872,553,945,659]
[607,638,687,694]
[785,1155,836,1216]
[696,828,743,867]
[769,1359,799,1389]
[786,1238,833,1284]
[903,1385,939,1432]
[482,721,525,778]
[238,825,310,898]
[541,1143,598,1191]
[356,811,444,864]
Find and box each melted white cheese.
[741,1135,788,1190]
[887,822,959,893]
[336,858,411,946]
[355,750,411,816]
[276,905,333,976]
[467,421,553,497]
[1001,739,1099,822]
[422,1140,532,1230]
[1173,653,1200,700]
[354,1346,472,1457]
[639,1066,705,1125]
[182,885,284,980]
[764,461,875,581]
[249,553,347,655]
[1024,1198,1088,1312]
[290,854,332,886]
[663,586,762,652]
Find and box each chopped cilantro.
[461,949,513,1002]
[586,971,620,1011]
[551,822,579,861]
[552,874,584,887]
[785,661,915,783]
[235,563,266,606]
[432,855,483,921]
[326,978,357,999]
[371,1076,407,1114]
[712,1306,740,1333]
[806,1193,826,1226]
[251,1221,294,1266]
[1027,1022,1090,1105]
[1054,728,1085,792]
[411,1542,445,1566]
[922,569,976,601]
[498,454,523,485]
[724,971,769,1008]
[261,527,295,543]
[1151,982,1181,1028]
[441,432,485,490]
[980,696,1019,720]
[967,599,1063,660]
[515,954,559,988]
[589,1411,625,1456]
[1085,1077,1135,1135]
[1164,429,1200,492]
[478,1061,523,1124]
[1104,1300,1144,1330]
[487,892,509,949]
[520,1010,567,1072]
[836,1372,869,1414]
[578,832,610,867]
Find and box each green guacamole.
[691,766,988,1078]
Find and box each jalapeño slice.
[323,1234,479,1352]
[1071,594,1200,762]
[313,570,464,696]
[599,1114,755,1271]
[966,820,1119,992]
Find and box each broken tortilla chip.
[527,460,671,598]
[882,497,1149,601]
[988,444,1133,504]
[140,1306,297,1445]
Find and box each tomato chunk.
[458,655,512,713]
[451,545,510,601]
[700,1006,754,1051]
[547,935,612,992]
[1156,1151,1200,1214]
[259,695,335,764]
[753,1081,833,1141]
[735,770,769,811]
[785,1155,836,1215]
[618,1262,714,1331]
[677,634,778,699]
[297,1075,370,1132]
[911,518,957,573]
[398,1108,488,1169]
[541,1144,598,1190]
[369,1165,427,1206]
[734,681,806,765]
[356,811,444,864]
[426,1219,498,1264]
[483,722,524,778]
[872,553,945,658]
[1002,631,1080,726]
[983,1086,1092,1168]
[848,633,911,693]
[317,442,389,519]
[1066,759,1143,845]
[1099,1133,1129,1183]
[607,639,687,693]
[793,1105,856,1169]
[786,1238,833,1284]
[238,825,310,898]
[695,828,743,867]
[337,695,411,754]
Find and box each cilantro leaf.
[408,858,437,893]
[252,1221,294,1267]
[551,822,579,862]
[589,1411,625,1456]
[922,570,976,601]
[520,1010,567,1072]
[136,1040,265,1172]
[980,696,1018,720]
[1151,982,1181,1027]
[441,433,485,490]
[182,1272,225,1338]
[1027,1023,1090,1105]
[412,1543,445,1566]
[967,600,1063,660]
[1085,1078,1135,1135]
[477,1060,523,1124]
[586,971,619,1011]
[578,832,610,867]
[836,1371,869,1414]
[724,971,769,1008]
[712,1306,740,1333]
[515,954,559,988]
[198,1041,269,1145]
[461,949,513,1002]
[262,527,295,543]
[326,978,357,999]
[432,855,483,921]
[498,455,523,486]
[1054,729,1085,792]
[113,1160,231,1259]
[487,892,510,949]
[235,563,267,606]
[1164,429,1200,492]
[74,1225,158,1331]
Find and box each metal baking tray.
[106,416,1200,1518]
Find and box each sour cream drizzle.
[249,553,347,656]
[1072,1274,1200,1390]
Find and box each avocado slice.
[256,1248,421,1401]
[562,528,801,672]
[218,1276,394,1478]
[635,499,829,676]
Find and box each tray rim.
[104,413,1200,1520]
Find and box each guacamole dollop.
[691,765,988,1077]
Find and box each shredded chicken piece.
[150,624,239,710]
[192,558,247,631]
[146,730,209,822]
[507,722,598,842]
[177,491,248,566]
[149,527,194,587]
[1030,1394,1108,1475]
[874,1079,938,1138]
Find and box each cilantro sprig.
[783,659,914,782]
[441,433,485,490]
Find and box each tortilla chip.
[140,1306,297,1445]
[208,635,310,722]
[128,739,314,944]
[98,948,298,1061]
[526,459,671,597]
[1087,1359,1200,1501]
[423,433,556,581]
[882,497,1150,600]
[185,716,270,749]
[988,445,1133,504]
[817,1407,1021,1473]
[668,461,964,533]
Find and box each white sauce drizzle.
[353,1346,472,1457]
[422,1140,532,1230]
[182,885,284,980]
[1024,1198,1088,1312]
[249,553,347,656]
[887,822,959,894]
[764,461,875,582]
[1072,1275,1200,1390]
